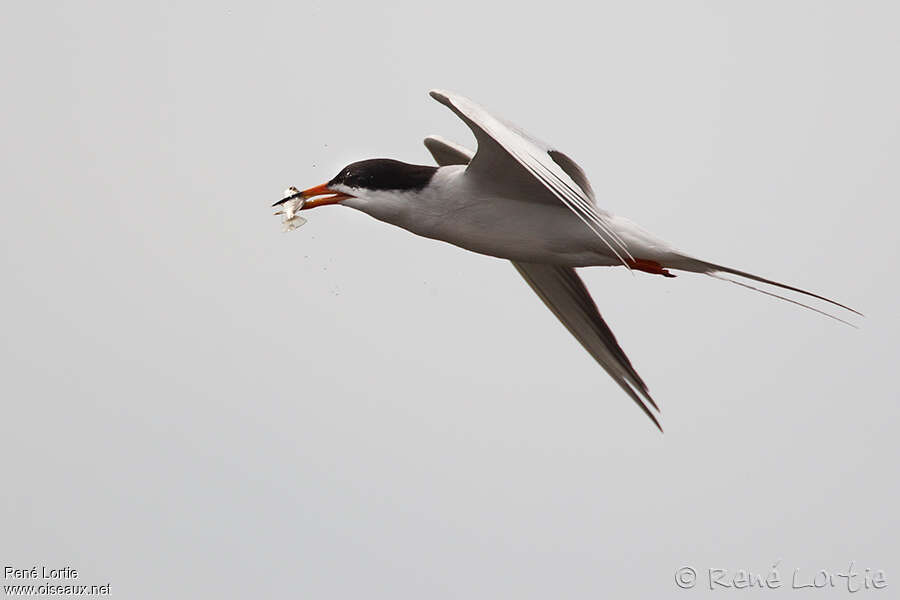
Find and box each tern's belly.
[407,197,617,266]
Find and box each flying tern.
[274,89,859,431]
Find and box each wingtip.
[633,391,663,432]
[424,134,464,151]
[429,89,457,107]
[636,386,662,429]
[647,408,664,433]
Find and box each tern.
[275,90,859,431]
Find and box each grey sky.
[2,2,898,598]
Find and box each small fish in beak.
[273,186,307,232]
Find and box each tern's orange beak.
[273,182,353,209]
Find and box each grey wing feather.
[424,134,661,431]
[546,149,595,202]
[512,262,661,431]
[429,89,633,267]
[425,134,595,202]
[424,135,473,166]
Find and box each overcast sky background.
[2,2,898,598]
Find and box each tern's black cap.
[329,159,437,192]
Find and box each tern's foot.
[630,259,676,278]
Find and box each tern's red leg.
[630,258,676,278]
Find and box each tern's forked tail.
[665,255,862,327]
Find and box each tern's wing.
[424,136,661,431]
[429,90,632,269]
[513,262,661,430]
[424,135,473,167]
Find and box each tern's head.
[274,159,438,210]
